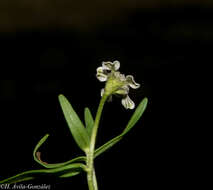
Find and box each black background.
[0,4,206,190]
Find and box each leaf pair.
[0,95,148,184]
[34,96,148,168]
[59,94,148,159]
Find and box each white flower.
[96,60,140,109]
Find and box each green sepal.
[58,94,90,153]
[33,134,86,169]
[84,107,94,139]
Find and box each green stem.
[86,94,108,190]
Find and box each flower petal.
[102,61,120,71]
[96,73,108,82]
[101,88,105,96]
[126,75,140,89]
[96,67,104,74]
[96,66,108,81]
[102,61,114,70]
[121,95,135,109]
[113,60,120,71]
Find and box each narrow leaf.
[94,97,148,158]
[94,135,123,158]
[13,177,35,183]
[59,172,80,178]
[122,97,148,135]
[33,134,86,169]
[0,163,85,184]
[84,107,94,138]
[58,94,90,152]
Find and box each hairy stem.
[86,94,108,190]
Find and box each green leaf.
[59,172,80,178]
[84,107,94,139]
[122,97,148,135]
[94,135,123,158]
[33,134,86,169]
[58,94,90,152]
[0,163,86,184]
[10,177,35,184]
[0,97,148,184]
[94,97,148,157]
